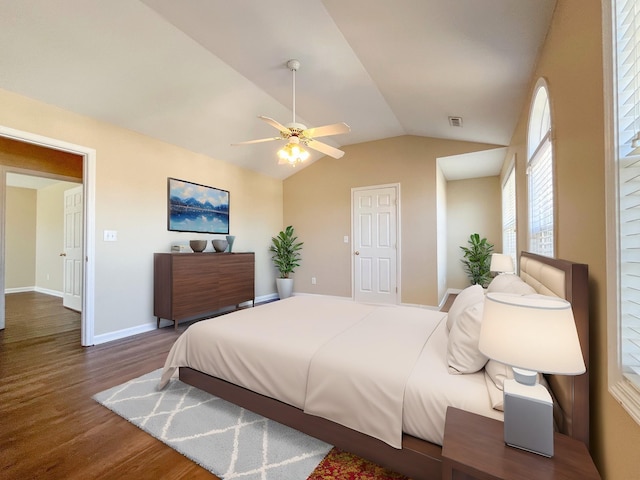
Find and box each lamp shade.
[490,253,515,273]
[479,293,586,375]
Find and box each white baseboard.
[256,293,279,303]
[93,322,157,345]
[4,286,34,294]
[5,286,64,297]
[35,286,63,298]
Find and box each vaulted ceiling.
[0,0,556,179]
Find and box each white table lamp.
[479,292,585,457]
[490,253,515,274]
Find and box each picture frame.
[167,177,229,234]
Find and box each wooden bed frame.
[179,251,589,480]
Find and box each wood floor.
[0,292,217,479]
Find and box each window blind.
[502,166,517,265]
[528,135,554,257]
[616,0,640,389]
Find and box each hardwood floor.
[0,292,217,479]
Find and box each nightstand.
[441,407,600,480]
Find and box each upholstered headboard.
[519,251,590,448]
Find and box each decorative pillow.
[445,284,484,331]
[447,299,489,374]
[486,274,537,295]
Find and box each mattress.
[159,295,502,447]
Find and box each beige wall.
[0,88,283,338]
[502,1,640,478]
[5,186,36,289]
[283,135,502,306]
[446,176,502,290]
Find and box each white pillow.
[484,365,548,411]
[447,299,489,374]
[486,274,537,295]
[484,359,514,391]
[446,284,484,331]
[484,370,505,411]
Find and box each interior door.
[353,185,398,304]
[63,186,83,311]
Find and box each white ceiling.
[0,0,556,180]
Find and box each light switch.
[104,230,118,241]
[343,235,349,243]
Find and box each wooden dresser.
[154,252,255,329]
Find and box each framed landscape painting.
[167,177,230,234]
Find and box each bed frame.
[179,251,589,480]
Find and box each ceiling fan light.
[277,146,290,160]
[278,142,310,166]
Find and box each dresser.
[154,252,255,329]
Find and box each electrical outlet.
[104,230,118,241]
[311,277,317,285]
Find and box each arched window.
[527,79,554,257]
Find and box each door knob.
[60,253,67,257]
[355,251,360,255]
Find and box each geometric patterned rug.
[93,369,332,480]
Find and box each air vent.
[448,116,463,127]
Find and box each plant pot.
[276,278,294,299]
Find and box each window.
[502,164,517,266]
[527,80,554,257]
[605,0,640,425]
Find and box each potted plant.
[460,233,494,287]
[269,225,303,299]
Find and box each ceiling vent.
[448,116,463,127]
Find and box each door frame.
[351,183,401,303]
[0,125,96,346]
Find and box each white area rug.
[93,369,332,479]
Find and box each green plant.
[269,225,304,279]
[460,233,494,287]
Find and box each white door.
[353,185,398,304]
[63,186,83,311]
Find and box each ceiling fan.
[232,59,350,165]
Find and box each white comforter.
[159,295,502,448]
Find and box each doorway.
[351,184,400,304]
[0,125,96,346]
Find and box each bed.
[159,252,589,480]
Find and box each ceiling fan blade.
[259,116,292,134]
[306,139,345,159]
[303,122,350,139]
[231,136,282,146]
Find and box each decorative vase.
[226,235,236,252]
[212,239,228,252]
[276,278,294,299]
[189,240,207,253]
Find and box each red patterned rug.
[307,447,411,480]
